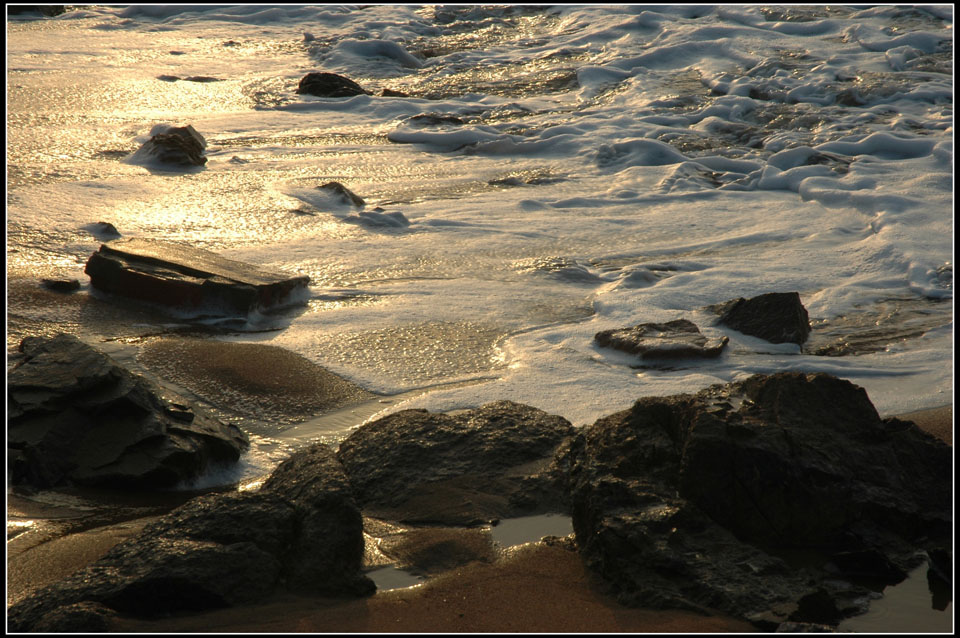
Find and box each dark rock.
[829,548,907,583]
[183,76,222,82]
[127,124,207,167]
[40,278,80,293]
[317,181,365,208]
[8,6,66,17]
[594,318,729,359]
[713,291,811,345]
[8,444,372,632]
[84,237,310,315]
[381,88,409,97]
[86,220,122,238]
[775,621,838,632]
[565,372,951,623]
[7,334,249,489]
[30,601,118,632]
[337,401,576,525]
[157,74,180,82]
[407,113,465,126]
[926,547,952,585]
[297,72,368,98]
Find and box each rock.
[713,291,811,345]
[8,5,66,16]
[829,548,907,583]
[343,210,410,229]
[775,621,838,632]
[594,318,729,359]
[297,72,368,97]
[85,220,122,239]
[317,181,366,208]
[7,334,249,489]
[381,88,409,97]
[8,444,372,631]
[30,602,118,632]
[564,372,951,624]
[126,124,207,167]
[40,278,80,293]
[336,401,576,525]
[84,237,310,315]
[407,113,465,126]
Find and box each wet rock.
[85,220,122,239]
[126,124,207,167]
[40,278,80,293]
[829,548,907,583]
[8,444,372,631]
[297,72,368,97]
[337,401,576,525]
[407,113,465,126]
[84,237,310,315]
[713,291,811,345]
[8,5,66,16]
[381,88,409,97]
[565,372,951,625]
[343,210,410,229]
[317,181,366,208]
[30,602,118,632]
[775,621,838,632]
[7,334,249,489]
[594,318,729,359]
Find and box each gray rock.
[713,291,811,345]
[565,372,950,625]
[297,72,368,98]
[337,401,576,525]
[594,318,729,359]
[7,334,249,489]
[84,237,310,315]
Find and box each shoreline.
[7,403,951,633]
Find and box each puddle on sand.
[838,563,953,633]
[367,565,426,591]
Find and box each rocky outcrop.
[84,237,310,315]
[337,401,576,525]
[713,291,811,345]
[594,319,728,359]
[564,372,951,627]
[126,124,207,167]
[7,334,249,489]
[7,443,372,632]
[297,72,368,97]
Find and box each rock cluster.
[8,334,249,489]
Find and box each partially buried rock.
[126,124,207,167]
[594,318,728,359]
[7,444,372,631]
[84,237,310,315]
[337,401,576,525]
[7,333,249,489]
[381,88,409,97]
[318,181,366,208]
[713,291,811,345]
[564,372,951,627]
[297,72,368,97]
[40,278,81,293]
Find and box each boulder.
[336,401,576,525]
[713,291,811,345]
[297,72,368,97]
[594,318,729,359]
[84,237,310,315]
[565,372,950,626]
[8,444,372,632]
[7,334,249,489]
[126,124,207,167]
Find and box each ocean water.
[7,6,953,463]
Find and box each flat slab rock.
[594,318,728,359]
[84,238,310,315]
[7,333,249,489]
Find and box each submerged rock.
[126,124,207,167]
[297,72,368,97]
[713,291,811,345]
[336,401,576,525]
[565,372,950,627]
[7,444,372,632]
[317,181,366,208]
[84,237,310,315]
[594,318,729,359]
[7,334,249,489]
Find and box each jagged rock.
[336,401,576,525]
[565,372,951,625]
[7,444,372,632]
[713,291,811,344]
[126,124,207,167]
[40,278,80,293]
[297,72,368,97]
[7,334,249,489]
[317,181,366,208]
[84,237,310,315]
[594,318,729,359]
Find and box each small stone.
[40,278,80,293]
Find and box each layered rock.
[713,291,811,345]
[7,444,372,632]
[84,238,310,315]
[564,372,951,627]
[7,334,249,489]
[336,401,576,525]
[594,318,729,359]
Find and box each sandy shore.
[8,403,951,633]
